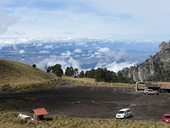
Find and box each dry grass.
[0,59,134,91]
[0,111,169,128]
[0,59,56,90]
[0,76,134,92]
[62,76,134,88]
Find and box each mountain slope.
[0,59,55,87]
[119,41,170,82]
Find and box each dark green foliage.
[32,64,36,68]
[65,67,74,76]
[117,71,134,83]
[117,71,126,82]
[46,64,63,77]
[85,69,95,78]
[79,71,85,78]
[104,70,118,82]
[74,68,79,77]
[94,68,118,82]
[46,63,133,83]
[47,66,52,73]
[65,67,79,77]
[52,64,63,77]
[84,68,133,83]
[94,68,104,82]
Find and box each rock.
[119,41,170,82]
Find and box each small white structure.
[18,113,31,120]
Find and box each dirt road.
[1,86,170,120]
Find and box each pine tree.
[52,64,63,77]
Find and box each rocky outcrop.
[118,41,170,82]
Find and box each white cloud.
[91,47,126,61]
[105,62,136,73]
[94,61,136,72]
[60,51,72,58]
[74,48,82,53]
[35,43,43,47]
[85,47,128,72]
[36,55,81,71]
[44,45,53,49]
[37,55,67,70]
[0,38,36,48]
[18,49,25,54]
[1,0,170,40]
[81,53,88,57]
[39,50,50,53]
[68,57,80,69]
[0,11,19,35]
[98,47,111,55]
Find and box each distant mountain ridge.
[119,41,170,82]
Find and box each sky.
[1,0,170,41]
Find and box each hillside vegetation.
[0,59,55,89]
[0,59,133,90]
[0,111,168,128]
[62,76,131,87]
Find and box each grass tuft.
[0,112,168,128]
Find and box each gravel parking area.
[1,86,170,120]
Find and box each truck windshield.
[165,115,170,118]
[118,111,125,114]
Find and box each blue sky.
[1,0,170,41]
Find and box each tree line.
[45,64,134,83]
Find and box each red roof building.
[32,107,48,120]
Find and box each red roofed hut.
[32,107,48,120]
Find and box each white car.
[115,108,132,119]
[144,89,159,95]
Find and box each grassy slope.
[62,76,133,87]
[0,59,133,91]
[0,111,169,128]
[0,59,55,88]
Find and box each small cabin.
[32,107,48,120]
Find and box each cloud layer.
[1,0,170,40]
[0,38,159,72]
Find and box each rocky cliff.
[118,41,170,82]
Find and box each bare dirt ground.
[1,86,170,120]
